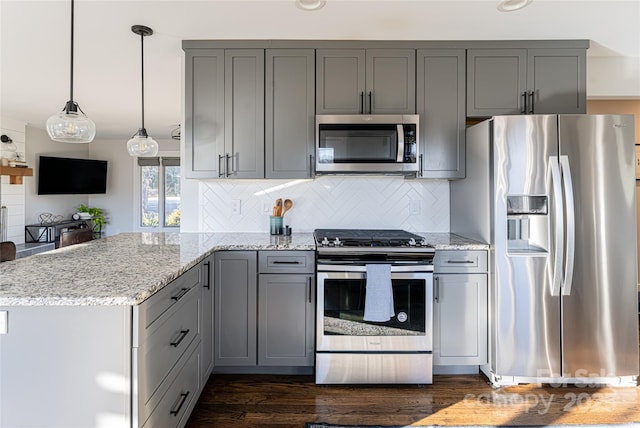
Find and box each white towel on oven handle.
[363,263,395,322]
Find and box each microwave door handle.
[396,125,405,162]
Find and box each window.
[138,156,180,228]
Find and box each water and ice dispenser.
[506,195,549,254]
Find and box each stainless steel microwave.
[315,114,419,174]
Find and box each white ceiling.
[1,0,639,141]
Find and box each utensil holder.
[270,216,283,235]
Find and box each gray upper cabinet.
[184,49,264,179]
[184,49,224,178]
[416,49,466,179]
[214,251,258,366]
[526,49,586,114]
[467,48,586,117]
[224,50,265,178]
[316,49,416,114]
[265,49,315,179]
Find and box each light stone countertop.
[0,231,485,307]
[0,232,315,307]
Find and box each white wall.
[588,57,640,99]
[0,117,27,243]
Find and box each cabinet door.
[214,251,257,366]
[265,49,315,179]
[417,49,465,179]
[316,49,366,114]
[467,49,527,117]
[366,49,416,114]
[201,255,214,384]
[258,274,315,366]
[527,49,586,114]
[184,49,225,178]
[433,273,487,365]
[224,50,265,178]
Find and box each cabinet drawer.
[139,265,201,330]
[258,251,315,274]
[434,250,488,273]
[142,343,200,428]
[138,285,200,410]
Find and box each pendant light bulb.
[127,129,158,157]
[128,25,157,157]
[47,0,95,143]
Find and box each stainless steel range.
[314,229,434,384]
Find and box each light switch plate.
[231,199,241,215]
[410,200,421,215]
[0,311,7,334]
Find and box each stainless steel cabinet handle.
[360,92,364,114]
[368,91,372,114]
[419,154,423,177]
[309,154,314,178]
[446,260,474,264]
[308,276,312,303]
[170,329,190,347]
[169,391,190,416]
[218,155,225,177]
[434,276,439,303]
[171,287,190,302]
[225,153,232,177]
[272,260,301,264]
[521,91,527,114]
[203,261,211,289]
[529,90,535,114]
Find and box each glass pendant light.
[127,25,158,157]
[46,0,96,143]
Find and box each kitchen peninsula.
[0,231,486,428]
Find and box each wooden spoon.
[282,199,293,216]
[275,198,282,216]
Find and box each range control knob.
[408,238,417,247]
[420,238,428,247]
[334,237,342,247]
[321,237,330,246]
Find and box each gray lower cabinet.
[258,251,315,366]
[184,49,264,179]
[0,262,206,428]
[467,48,586,117]
[214,251,258,366]
[316,49,416,115]
[416,49,466,179]
[265,49,315,179]
[213,250,315,369]
[433,250,488,366]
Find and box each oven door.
[316,267,432,352]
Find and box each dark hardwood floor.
[186,371,640,427]
[187,322,640,427]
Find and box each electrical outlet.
[231,199,241,215]
[409,200,421,215]
[262,203,272,215]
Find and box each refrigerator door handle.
[549,156,564,297]
[560,155,576,296]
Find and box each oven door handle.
[317,264,433,273]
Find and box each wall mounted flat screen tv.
[38,156,108,195]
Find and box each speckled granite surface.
[417,233,489,250]
[0,231,484,307]
[0,232,315,307]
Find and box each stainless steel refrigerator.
[451,115,639,386]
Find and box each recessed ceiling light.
[497,0,532,12]
[296,0,326,11]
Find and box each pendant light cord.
[69,0,74,104]
[140,30,145,130]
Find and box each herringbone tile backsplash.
[199,177,449,233]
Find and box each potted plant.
[77,204,107,238]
